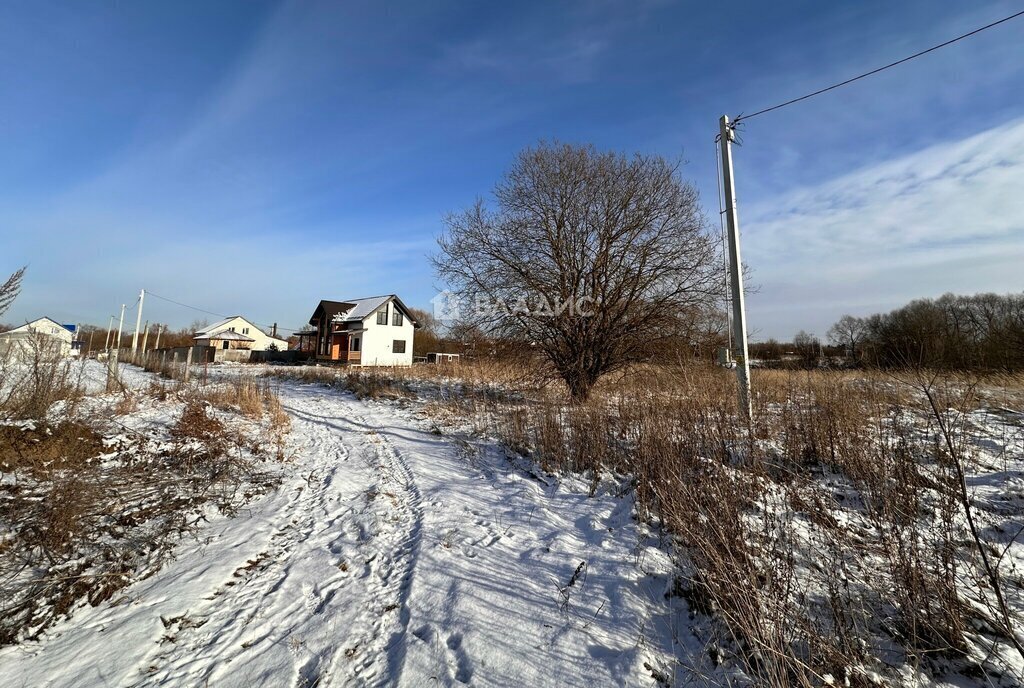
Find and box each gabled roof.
[309,300,357,326]
[194,330,254,342]
[337,295,392,322]
[194,315,281,340]
[1,317,71,336]
[195,316,242,337]
[310,295,421,328]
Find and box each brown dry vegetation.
[0,353,290,646]
[286,360,1024,686]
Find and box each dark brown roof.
[308,300,356,326]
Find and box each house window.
[392,310,403,326]
[243,327,249,335]
[393,340,406,354]
[222,341,229,350]
[229,327,235,332]
[376,308,388,325]
[351,337,361,352]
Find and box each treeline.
[834,292,1024,371]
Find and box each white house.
[0,317,76,358]
[193,316,289,352]
[306,295,419,366]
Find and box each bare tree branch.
[0,267,26,318]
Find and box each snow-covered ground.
[2,371,699,687]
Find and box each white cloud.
[741,116,1024,339]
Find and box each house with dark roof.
[305,295,419,365]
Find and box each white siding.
[358,301,415,366]
[0,318,73,358]
[200,317,288,352]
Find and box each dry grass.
[0,340,85,420]
[0,357,290,646]
[196,358,1024,683]
[389,359,1024,685]
[189,375,291,461]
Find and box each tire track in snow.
[135,413,339,682]
[278,392,423,687]
[127,389,377,687]
[344,421,423,683]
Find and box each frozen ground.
[1,370,699,687]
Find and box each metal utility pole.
[719,115,752,419]
[131,289,145,351]
[105,315,115,350]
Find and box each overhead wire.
[144,290,303,334]
[734,8,1024,123]
[145,291,229,320]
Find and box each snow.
[1,371,697,686]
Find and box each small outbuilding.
[426,352,460,364]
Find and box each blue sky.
[1,0,1022,340]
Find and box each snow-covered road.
[3,377,691,687]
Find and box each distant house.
[193,316,288,351]
[305,295,419,366]
[0,317,77,358]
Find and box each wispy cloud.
[436,34,608,84]
[743,117,1024,338]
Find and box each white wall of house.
[199,317,288,352]
[358,300,415,366]
[0,317,74,358]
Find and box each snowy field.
[2,364,702,687]
[5,360,1024,687]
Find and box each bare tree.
[434,142,719,401]
[407,307,442,357]
[793,330,821,369]
[0,267,26,318]
[827,314,866,363]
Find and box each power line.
[145,290,303,333]
[146,291,227,319]
[735,8,1024,123]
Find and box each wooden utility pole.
[718,115,752,419]
[131,289,145,351]
[141,321,150,352]
[154,324,163,351]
